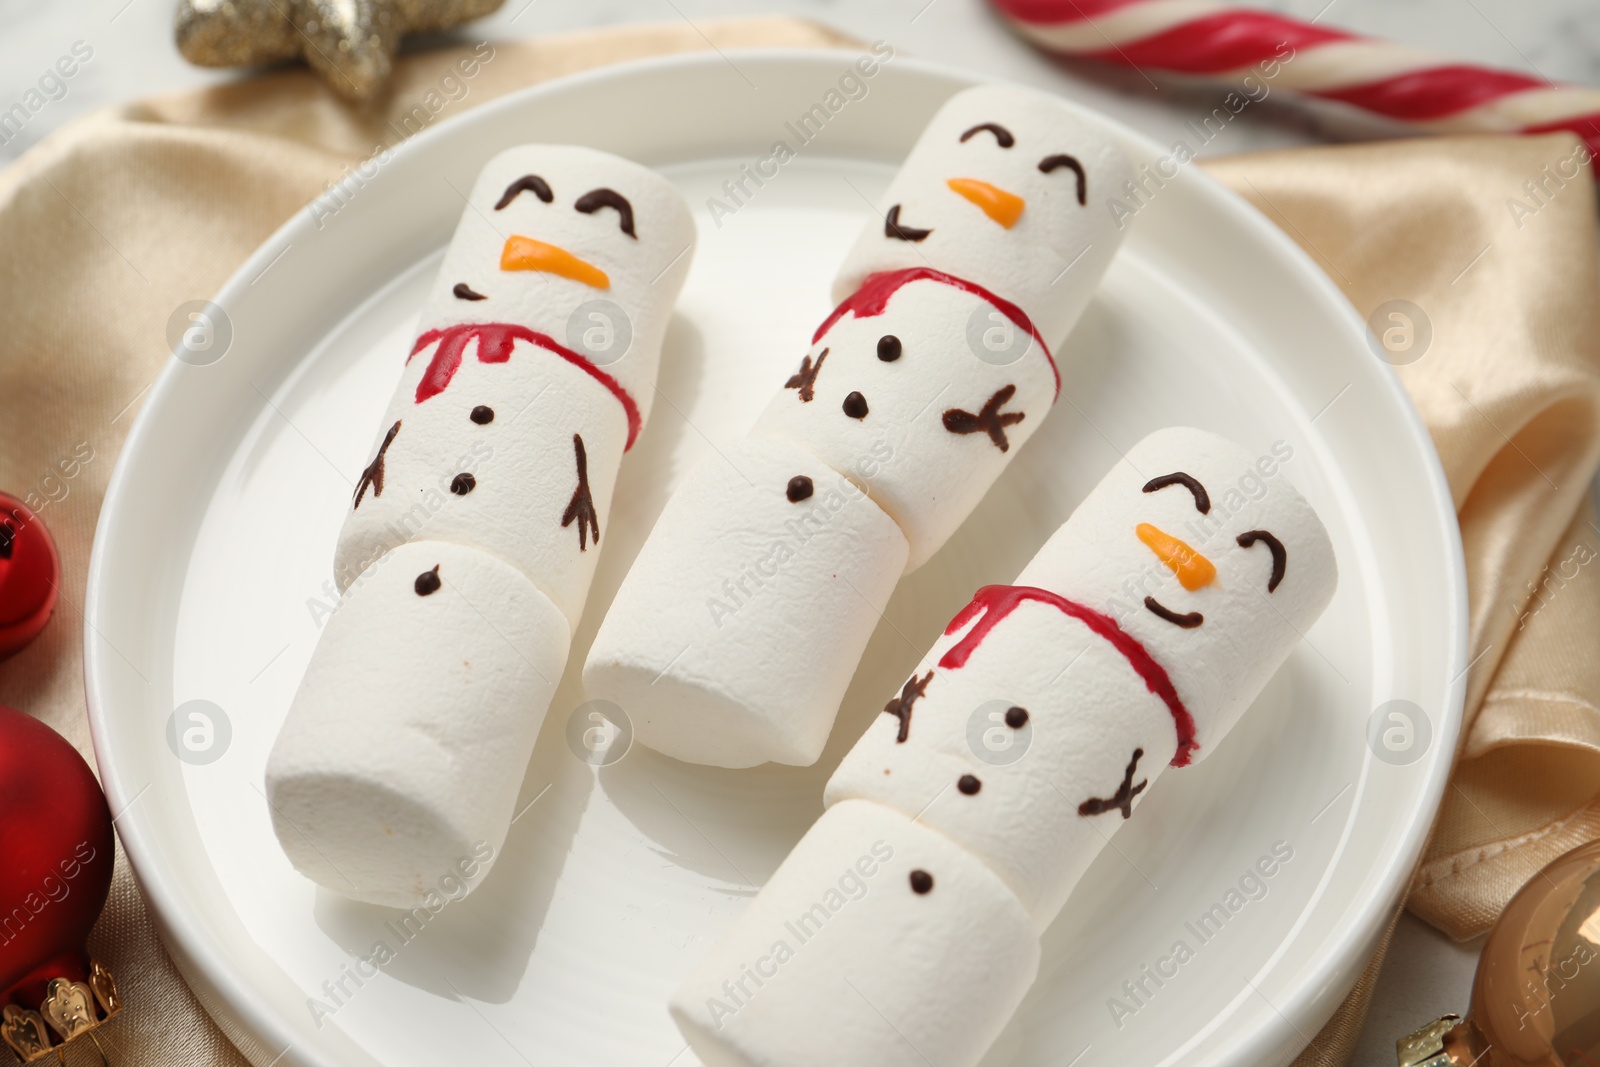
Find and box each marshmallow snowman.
[671,428,1338,1067]
[834,82,1129,345]
[748,272,1059,571]
[266,145,695,905]
[585,84,1132,769]
[334,144,696,623]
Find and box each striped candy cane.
[992,0,1600,163]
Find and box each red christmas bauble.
[0,706,114,1011]
[0,495,59,661]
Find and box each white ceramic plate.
[84,51,1466,1067]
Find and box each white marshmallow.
[1015,426,1338,753]
[749,276,1057,571]
[335,341,624,625]
[833,83,1131,345]
[266,541,570,907]
[670,799,1038,1067]
[334,143,696,623]
[586,94,1134,768]
[582,437,908,768]
[413,143,696,410]
[827,602,1176,928]
[680,430,1336,1066]
[829,427,1337,929]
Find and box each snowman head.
[833,83,1131,346]
[417,144,696,396]
[1017,427,1338,759]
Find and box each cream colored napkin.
[1206,134,1600,1062]
[1,14,1596,1066]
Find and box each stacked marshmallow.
[267,145,695,907]
[671,427,1338,1067]
[584,84,1133,769]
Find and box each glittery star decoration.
[175,0,505,101]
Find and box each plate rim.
[83,46,1469,1067]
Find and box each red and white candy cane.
[992,0,1600,165]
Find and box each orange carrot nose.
[1136,523,1217,591]
[947,178,1025,228]
[500,235,610,289]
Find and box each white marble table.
[4,0,1585,1062]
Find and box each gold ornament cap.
[1,959,121,1065]
[1396,1014,1481,1066]
[1396,836,1600,1066]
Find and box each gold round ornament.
[1400,839,1600,1065]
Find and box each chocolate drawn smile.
[884,204,933,242]
[1144,596,1203,629]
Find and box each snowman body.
[749,271,1059,571]
[334,144,693,619]
[267,145,695,906]
[671,427,1338,1067]
[586,83,1133,768]
[335,335,627,625]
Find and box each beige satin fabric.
[0,14,1596,1065]
[1206,135,1600,1062]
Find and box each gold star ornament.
[175,0,506,101]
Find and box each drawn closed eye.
[959,122,1014,148]
[1236,529,1288,592]
[574,188,637,238]
[495,174,553,210]
[1142,471,1210,514]
[1038,153,1087,206]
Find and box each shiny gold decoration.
[1396,1014,1465,1067]
[88,960,119,1017]
[0,1006,52,1062]
[174,0,506,101]
[0,960,122,1064]
[41,978,97,1042]
[1397,838,1600,1065]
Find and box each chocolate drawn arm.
[561,433,601,551]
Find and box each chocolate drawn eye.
[574,188,636,238]
[959,122,1014,148]
[1237,530,1288,592]
[1142,472,1210,514]
[495,175,553,210]
[1038,154,1087,206]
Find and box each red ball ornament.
[0,706,120,1063]
[0,495,59,661]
